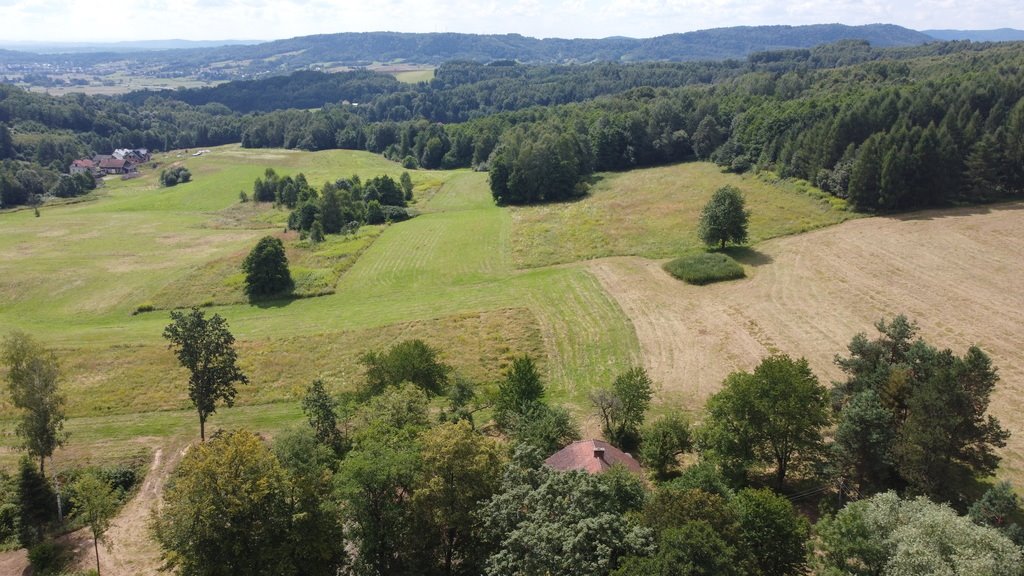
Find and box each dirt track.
[0,440,189,576]
[589,202,1024,480]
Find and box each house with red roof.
[544,439,643,475]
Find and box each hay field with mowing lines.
[588,202,1024,484]
[0,147,639,469]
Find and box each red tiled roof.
[544,439,643,475]
[71,159,94,168]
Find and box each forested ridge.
[3,39,1024,212]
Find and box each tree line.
[3,311,1022,574]
[5,40,1024,211]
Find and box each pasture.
[3,147,1020,490]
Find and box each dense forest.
[3,39,1024,212]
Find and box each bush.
[133,302,155,315]
[160,166,192,187]
[664,253,745,285]
[28,540,64,575]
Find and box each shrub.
[664,253,745,285]
[160,166,192,187]
[27,540,64,574]
[133,302,155,315]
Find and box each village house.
[69,159,95,175]
[97,157,137,175]
[71,148,149,176]
[544,439,643,475]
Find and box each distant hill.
[924,29,1024,42]
[168,24,934,65]
[0,39,260,54]
[0,24,934,79]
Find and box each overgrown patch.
[664,252,746,285]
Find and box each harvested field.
[589,202,1024,482]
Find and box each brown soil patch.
[589,202,1024,481]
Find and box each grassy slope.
[0,146,640,468]
[0,151,854,470]
[512,162,855,267]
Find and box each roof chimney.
[593,446,605,459]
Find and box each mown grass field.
[511,162,856,268]
[0,145,646,468]
[0,149,860,471]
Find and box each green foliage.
[969,482,1024,546]
[590,367,654,450]
[160,166,192,187]
[400,171,414,201]
[494,355,545,429]
[271,427,347,576]
[698,185,749,249]
[17,457,56,548]
[1,331,66,474]
[412,420,504,575]
[478,465,653,576]
[613,522,740,576]
[27,540,65,575]
[663,252,745,285]
[504,403,581,456]
[731,488,809,576]
[699,354,829,487]
[832,315,1010,501]
[815,492,1023,576]
[242,236,294,298]
[154,429,295,576]
[489,122,589,205]
[359,339,452,397]
[73,471,118,575]
[640,413,692,481]
[300,379,345,455]
[162,308,249,441]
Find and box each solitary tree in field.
[698,185,749,249]
[74,471,117,576]
[1,331,66,474]
[163,308,248,441]
[242,236,293,298]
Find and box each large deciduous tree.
[698,185,749,249]
[242,236,293,298]
[815,492,1023,576]
[412,420,504,575]
[154,430,294,576]
[1,331,66,474]
[163,308,248,441]
[360,339,452,397]
[700,354,829,487]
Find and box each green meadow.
[0,146,851,469]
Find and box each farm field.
[511,163,855,268]
[588,202,1024,484]
[4,145,1020,492]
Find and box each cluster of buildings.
[69,148,151,177]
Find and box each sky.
[0,0,1022,43]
